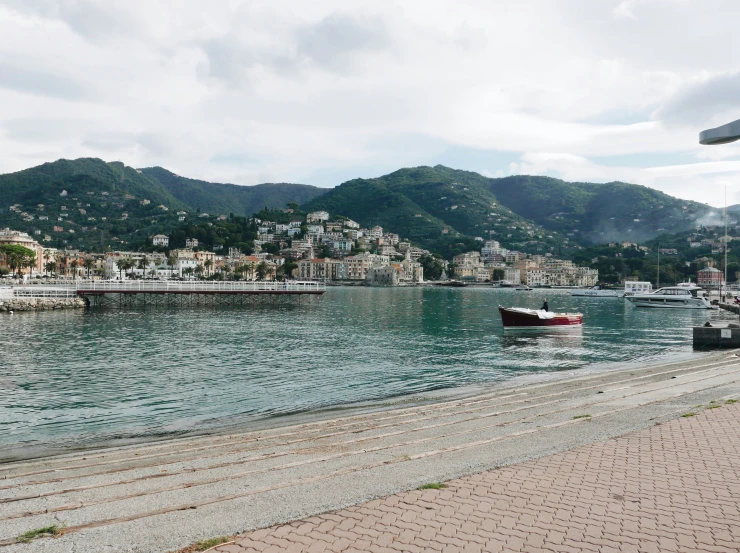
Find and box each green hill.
[0,159,713,257]
[0,158,324,251]
[140,167,326,217]
[304,165,711,253]
[303,165,577,256]
[487,175,710,243]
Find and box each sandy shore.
[2,351,740,552]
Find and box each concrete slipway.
[2,352,740,552]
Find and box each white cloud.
[0,0,738,201]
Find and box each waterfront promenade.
[1,352,740,552]
[205,400,740,553]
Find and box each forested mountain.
[141,167,326,217]
[302,165,710,255]
[486,175,711,243]
[0,158,324,250]
[0,158,713,256]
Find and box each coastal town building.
[306,211,329,223]
[0,228,44,274]
[152,234,169,247]
[698,266,723,287]
[296,258,347,281]
[344,252,389,280]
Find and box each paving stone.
[214,405,740,552]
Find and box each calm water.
[0,287,732,460]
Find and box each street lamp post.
[700,118,740,305]
[700,118,740,145]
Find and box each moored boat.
[571,286,623,298]
[498,306,583,327]
[626,286,713,309]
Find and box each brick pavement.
[210,403,740,553]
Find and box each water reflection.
[0,287,718,459]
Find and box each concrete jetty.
[1,352,740,552]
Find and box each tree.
[256,261,268,281]
[282,261,298,280]
[204,258,213,277]
[168,254,177,279]
[83,257,95,278]
[69,259,80,279]
[183,266,194,279]
[261,242,280,254]
[195,264,204,279]
[119,257,135,279]
[0,245,35,278]
[44,260,57,277]
[418,255,445,281]
[492,268,505,282]
[23,252,37,277]
[137,255,149,278]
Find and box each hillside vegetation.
[141,167,326,217]
[0,158,323,251]
[0,158,713,257]
[487,175,710,242]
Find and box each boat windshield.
[652,288,692,296]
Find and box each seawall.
[0,297,86,312]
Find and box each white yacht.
[626,286,713,309]
[571,286,623,298]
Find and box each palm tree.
[204,259,213,278]
[256,261,268,281]
[119,257,134,280]
[83,257,95,279]
[168,254,177,279]
[247,262,256,281]
[195,263,204,279]
[137,255,149,279]
[45,261,57,277]
[23,252,37,277]
[183,266,194,279]
[69,259,80,279]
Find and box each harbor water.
[0,287,734,461]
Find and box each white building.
[152,234,169,247]
[481,240,508,259]
[344,252,389,280]
[368,226,384,239]
[306,211,330,223]
[504,267,521,284]
[185,238,199,248]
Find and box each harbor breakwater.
[0,296,86,312]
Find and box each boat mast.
[724,186,728,301]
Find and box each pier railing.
[13,280,325,296]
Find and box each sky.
[1,0,740,207]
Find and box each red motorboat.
[499,306,583,328]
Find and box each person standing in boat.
[542,298,549,312]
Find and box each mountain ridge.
[0,158,714,255]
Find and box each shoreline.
[2,351,739,552]
[0,348,704,465]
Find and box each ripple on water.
[0,287,717,457]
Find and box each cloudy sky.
[1,0,740,206]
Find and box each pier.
[11,280,325,308]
